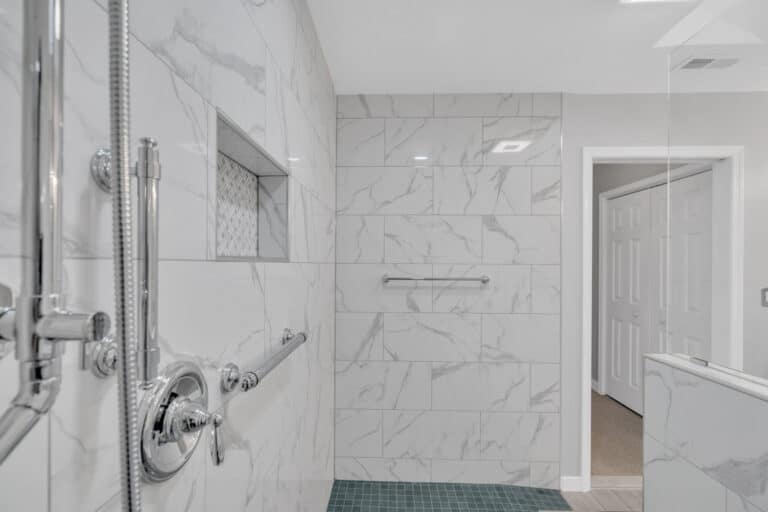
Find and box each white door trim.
[571,145,745,493]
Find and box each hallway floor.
[591,391,643,476]
[562,489,642,512]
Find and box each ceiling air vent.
[678,57,739,70]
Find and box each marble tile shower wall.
[0,0,335,511]
[334,94,563,488]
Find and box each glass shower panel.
[666,0,768,378]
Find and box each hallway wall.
[334,94,563,486]
[0,0,336,510]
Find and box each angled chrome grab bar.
[382,274,490,284]
[220,329,309,393]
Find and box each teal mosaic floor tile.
[326,480,572,511]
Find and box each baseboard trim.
[591,379,600,392]
[560,476,590,492]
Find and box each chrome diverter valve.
[139,361,224,482]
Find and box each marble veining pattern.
[335,94,562,486]
[0,0,336,510]
[644,357,768,512]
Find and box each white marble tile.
[481,412,559,461]
[338,94,435,118]
[337,166,433,215]
[644,433,727,512]
[337,118,386,166]
[290,179,335,263]
[131,0,268,145]
[434,94,534,117]
[531,166,562,215]
[434,166,531,215]
[432,265,531,314]
[158,260,266,365]
[258,175,289,260]
[481,315,560,363]
[530,462,561,490]
[532,265,561,314]
[263,262,335,354]
[431,460,530,486]
[482,216,560,264]
[382,411,481,459]
[383,313,481,362]
[335,457,431,482]
[530,364,561,412]
[0,1,21,257]
[336,264,433,313]
[483,117,561,166]
[335,361,430,410]
[644,359,768,511]
[336,216,385,263]
[728,491,765,512]
[431,362,529,411]
[385,118,483,166]
[336,313,384,362]
[384,215,482,264]
[63,12,208,260]
[335,409,383,458]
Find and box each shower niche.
[215,113,289,261]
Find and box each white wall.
[561,92,768,479]
[0,0,337,510]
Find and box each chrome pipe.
[107,0,142,509]
[136,138,160,386]
[0,0,65,465]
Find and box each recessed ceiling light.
[288,157,301,162]
[491,140,532,154]
[413,155,429,161]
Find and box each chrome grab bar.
[220,329,309,393]
[382,274,490,284]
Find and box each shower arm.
[0,0,112,465]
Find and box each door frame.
[597,162,713,399]
[575,146,744,492]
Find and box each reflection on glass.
[666,0,768,378]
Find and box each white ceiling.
[306,0,768,94]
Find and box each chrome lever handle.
[210,413,224,466]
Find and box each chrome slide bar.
[135,138,161,387]
[220,329,309,393]
[0,0,112,465]
[382,274,490,284]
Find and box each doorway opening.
[577,146,745,493]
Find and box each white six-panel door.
[605,188,651,414]
[604,171,712,414]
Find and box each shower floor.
[326,480,571,511]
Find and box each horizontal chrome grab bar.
[220,329,308,393]
[382,274,490,284]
